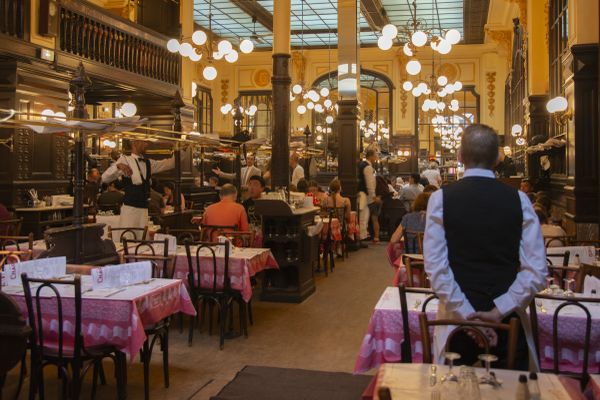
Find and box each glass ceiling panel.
[380,0,464,39]
[193,0,273,48]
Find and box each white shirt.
[424,168,547,361]
[219,165,262,187]
[102,153,175,184]
[422,168,442,188]
[362,160,376,203]
[291,164,305,187]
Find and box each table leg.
[115,351,128,400]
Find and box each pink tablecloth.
[587,375,600,399]
[6,277,195,361]
[172,247,278,302]
[355,287,600,374]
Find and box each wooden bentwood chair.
[107,226,148,242]
[419,313,520,370]
[21,274,127,400]
[185,241,247,349]
[122,238,173,400]
[398,284,437,363]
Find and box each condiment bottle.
[528,372,540,400]
[429,365,437,387]
[515,374,530,400]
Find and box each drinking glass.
[478,354,498,385]
[563,278,575,296]
[441,352,461,382]
[544,276,554,294]
[458,366,481,400]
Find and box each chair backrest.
[419,312,520,369]
[122,238,172,279]
[575,264,600,293]
[529,293,599,383]
[200,224,237,242]
[220,230,255,248]
[546,250,570,267]
[0,291,31,376]
[107,226,148,242]
[166,227,202,245]
[184,241,230,295]
[398,284,436,363]
[0,233,34,251]
[403,230,424,254]
[0,250,34,273]
[21,273,83,377]
[0,218,22,236]
[545,236,571,248]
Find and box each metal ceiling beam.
[290,27,374,35]
[360,0,390,31]
[230,0,273,31]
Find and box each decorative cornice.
[485,28,512,67]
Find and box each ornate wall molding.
[486,71,496,117]
[485,28,512,67]
[220,79,229,105]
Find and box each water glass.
[563,278,575,296]
[442,352,461,383]
[458,366,481,400]
[544,276,554,294]
[478,353,498,385]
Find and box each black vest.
[442,176,522,311]
[122,158,151,208]
[358,160,369,193]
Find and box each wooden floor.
[5,244,391,400]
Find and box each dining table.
[368,363,586,400]
[355,286,600,374]
[3,274,196,361]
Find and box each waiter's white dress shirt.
[102,154,175,186]
[291,164,305,187]
[423,168,547,361]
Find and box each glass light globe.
[289,93,296,101]
[220,105,228,114]
[316,134,323,141]
[297,105,307,115]
[406,60,421,75]
[308,90,320,102]
[325,115,334,124]
[382,24,398,39]
[249,105,258,114]
[516,137,526,146]
[292,84,303,95]
[315,104,324,113]
[438,89,447,98]
[453,81,463,91]
[179,42,193,57]
[120,102,137,117]
[451,99,459,108]
[360,120,366,128]
[377,36,393,51]
[192,81,198,97]
[54,111,66,121]
[445,29,461,45]
[437,76,448,86]
[324,99,332,108]
[41,109,55,120]
[417,82,428,92]
[411,30,427,47]
[320,87,330,97]
[225,49,239,63]
[369,122,376,130]
[546,96,568,113]
[326,127,332,133]
[189,50,202,62]
[192,30,207,46]
[403,43,413,57]
[421,103,429,112]
[212,51,224,60]
[306,101,315,110]
[316,126,323,132]
[402,81,413,91]
[167,39,180,53]
[437,102,446,111]
[218,40,233,54]
[511,124,523,136]
[445,84,455,94]
[437,39,452,54]
[239,39,254,54]
[203,66,217,81]
[411,87,422,97]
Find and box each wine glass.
[544,276,554,294]
[478,353,498,385]
[441,352,461,382]
[563,278,575,296]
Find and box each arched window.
[311,69,394,152]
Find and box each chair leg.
[142,340,150,400]
[219,300,228,350]
[115,351,127,400]
[188,314,195,347]
[178,312,184,334]
[162,329,170,388]
[247,299,254,326]
[239,300,248,338]
[15,353,26,399]
[98,362,107,385]
[208,302,214,336]
[91,361,100,400]
[329,246,335,271]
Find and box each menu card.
[153,233,177,253]
[91,261,152,290]
[2,256,67,286]
[583,275,600,296]
[217,236,233,256]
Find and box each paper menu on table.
[91,261,152,290]
[2,256,67,286]
[583,275,600,296]
[153,233,177,253]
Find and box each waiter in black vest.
[101,140,175,235]
[424,124,547,368]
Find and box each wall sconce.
[546,96,572,126]
[511,124,523,137]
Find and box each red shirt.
[202,199,249,232]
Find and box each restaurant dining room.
[0,0,599,399]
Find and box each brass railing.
[0,0,27,38]
[58,0,180,85]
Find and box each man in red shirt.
[198,184,249,233]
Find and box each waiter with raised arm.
[102,140,176,233]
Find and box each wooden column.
[270,0,291,189]
[526,94,549,183]
[337,0,360,207]
[172,90,185,213]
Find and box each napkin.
[2,256,67,286]
[91,261,152,290]
[583,275,600,296]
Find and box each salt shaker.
[429,365,437,387]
